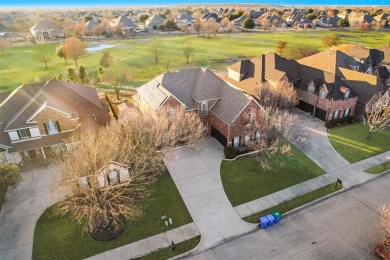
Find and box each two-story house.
[30,21,66,40]
[0,80,110,164]
[135,68,262,148]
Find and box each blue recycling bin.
[266,214,275,227]
[259,216,269,229]
[272,211,282,224]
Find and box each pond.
[85,44,116,53]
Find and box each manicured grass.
[243,182,343,223]
[328,124,390,163]
[1,31,389,91]
[221,143,325,207]
[138,236,200,260]
[364,160,390,174]
[33,172,193,260]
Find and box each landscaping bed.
[328,124,390,163]
[365,160,390,174]
[243,182,343,223]
[221,143,324,207]
[33,172,193,260]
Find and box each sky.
[0,0,388,8]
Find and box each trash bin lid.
[272,211,281,217]
[260,216,269,223]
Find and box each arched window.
[244,134,250,146]
[344,89,350,100]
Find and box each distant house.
[135,68,262,148]
[201,12,221,22]
[110,16,138,33]
[89,12,103,22]
[0,80,110,164]
[232,16,247,26]
[348,13,376,26]
[315,16,341,28]
[30,21,65,41]
[374,13,389,26]
[286,13,313,27]
[0,32,24,43]
[145,15,165,30]
[84,20,99,35]
[174,12,194,26]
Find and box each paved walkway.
[235,150,390,218]
[185,173,390,260]
[164,138,257,252]
[291,109,350,172]
[86,223,200,260]
[0,163,69,260]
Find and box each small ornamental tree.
[242,18,255,30]
[99,51,113,68]
[100,66,131,101]
[182,42,194,64]
[0,163,22,188]
[337,18,349,28]
[276,41,287,55]
[64,36,87,67]
[78,66,87,83]
[67,68,77,82]
[36,45,52,70]
[322,33,341,48]
[56,45,67,65]
[359,22,372,33]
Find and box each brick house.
[0,80,110,164]
[135,68,262,147]
[225,50,389,122]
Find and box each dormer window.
[308,82,315,94]
[319,88,327,99]
[44,120,60,135]
[201,101,208,115]
[18,129,31,139]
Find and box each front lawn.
[328,124,390,163]
[221,144,324,207]
[243,182,343,223]
[33,172,193,260]
[364,160,390,174]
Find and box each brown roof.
[0,80,110,152]
[378,45,390,65]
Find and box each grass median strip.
[137,236,200,260]
[364,160,390,174]
[243,182,343,223]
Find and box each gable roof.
[30,21,61,31]
[110,16,137,28]
[378,44,390,65]
[85,20,99,33]
[145,15,165,27]
[336,45,384,66]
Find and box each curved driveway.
[164,138,256,253]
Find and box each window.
[244,134,250,146]
[308,82,315,93]
[333,110,339,119]
[46,120,59,135]
[344,107,350,117]
[233,136,240,148]
[344,90,350,100]
[246,111,252,124]
[167,108,175,118]
[201,101,208,115]
[255,131,261,142]
[18,129,31,138]
[319,88,327,99]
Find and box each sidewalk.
[85,223,200,260]
[235,150,390,218]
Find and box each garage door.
[211,127,227,147]
[297,101,314,114]
[314,108,327,121]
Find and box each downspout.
[227,123,231,147]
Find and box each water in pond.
[85,44,116,53]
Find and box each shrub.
[224,147,237,159]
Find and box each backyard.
[221,143,325,207]
[32,172,196,260]
[328,124,390,163]
[0,30,389,91]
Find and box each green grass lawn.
[364,160,390,174]
[1,31,389,91]
[221,144,325,207]
[138,236,200,260]
[243,182,343,223]
[33,172,193,260]
[328,124,390,163]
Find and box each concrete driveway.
[290,109,350,172]
[164,138,256,252]
[185,172,390,260]
[0,163,69,260]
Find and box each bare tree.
[205,18,219,38]
[0,39,10,52]
[92,25,105,42]
[371,204,390,259]
[36,45,53,70]
[64,36,87,67]
[227,21,234,36]
[149,40,162,63]
[220,17,229,32]
[194,17,203,37]
[100,66,131,101]
[182,41,194,64]
[260,19,270,31]
[57,107,204,238]
[256,81,299,115]
[74,22,87,37]
[364,93,390,139]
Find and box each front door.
[28,149,37,159]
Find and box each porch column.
[41,147,46,159]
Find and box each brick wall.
[327,96,358,120]
[33,108,79,134]
[297,89,318,106]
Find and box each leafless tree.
[36,45,53,70]
[194,17,203,37]
[93,25,105,42]
[182,41,194,64]
[227,22,234,36]
[371,204,390,259]
[57,107,204,238]
[260,19,270,31]
[220,17,229,32]
[205,18,219,38]
[64,36,86,67]
[100,66,131,101]
[149,40,163,63]
[364,93,390,139]
[74,22,87,37]
[256,81,299,115]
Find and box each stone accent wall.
[33,108,79,134]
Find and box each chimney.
[261,54,265,83]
